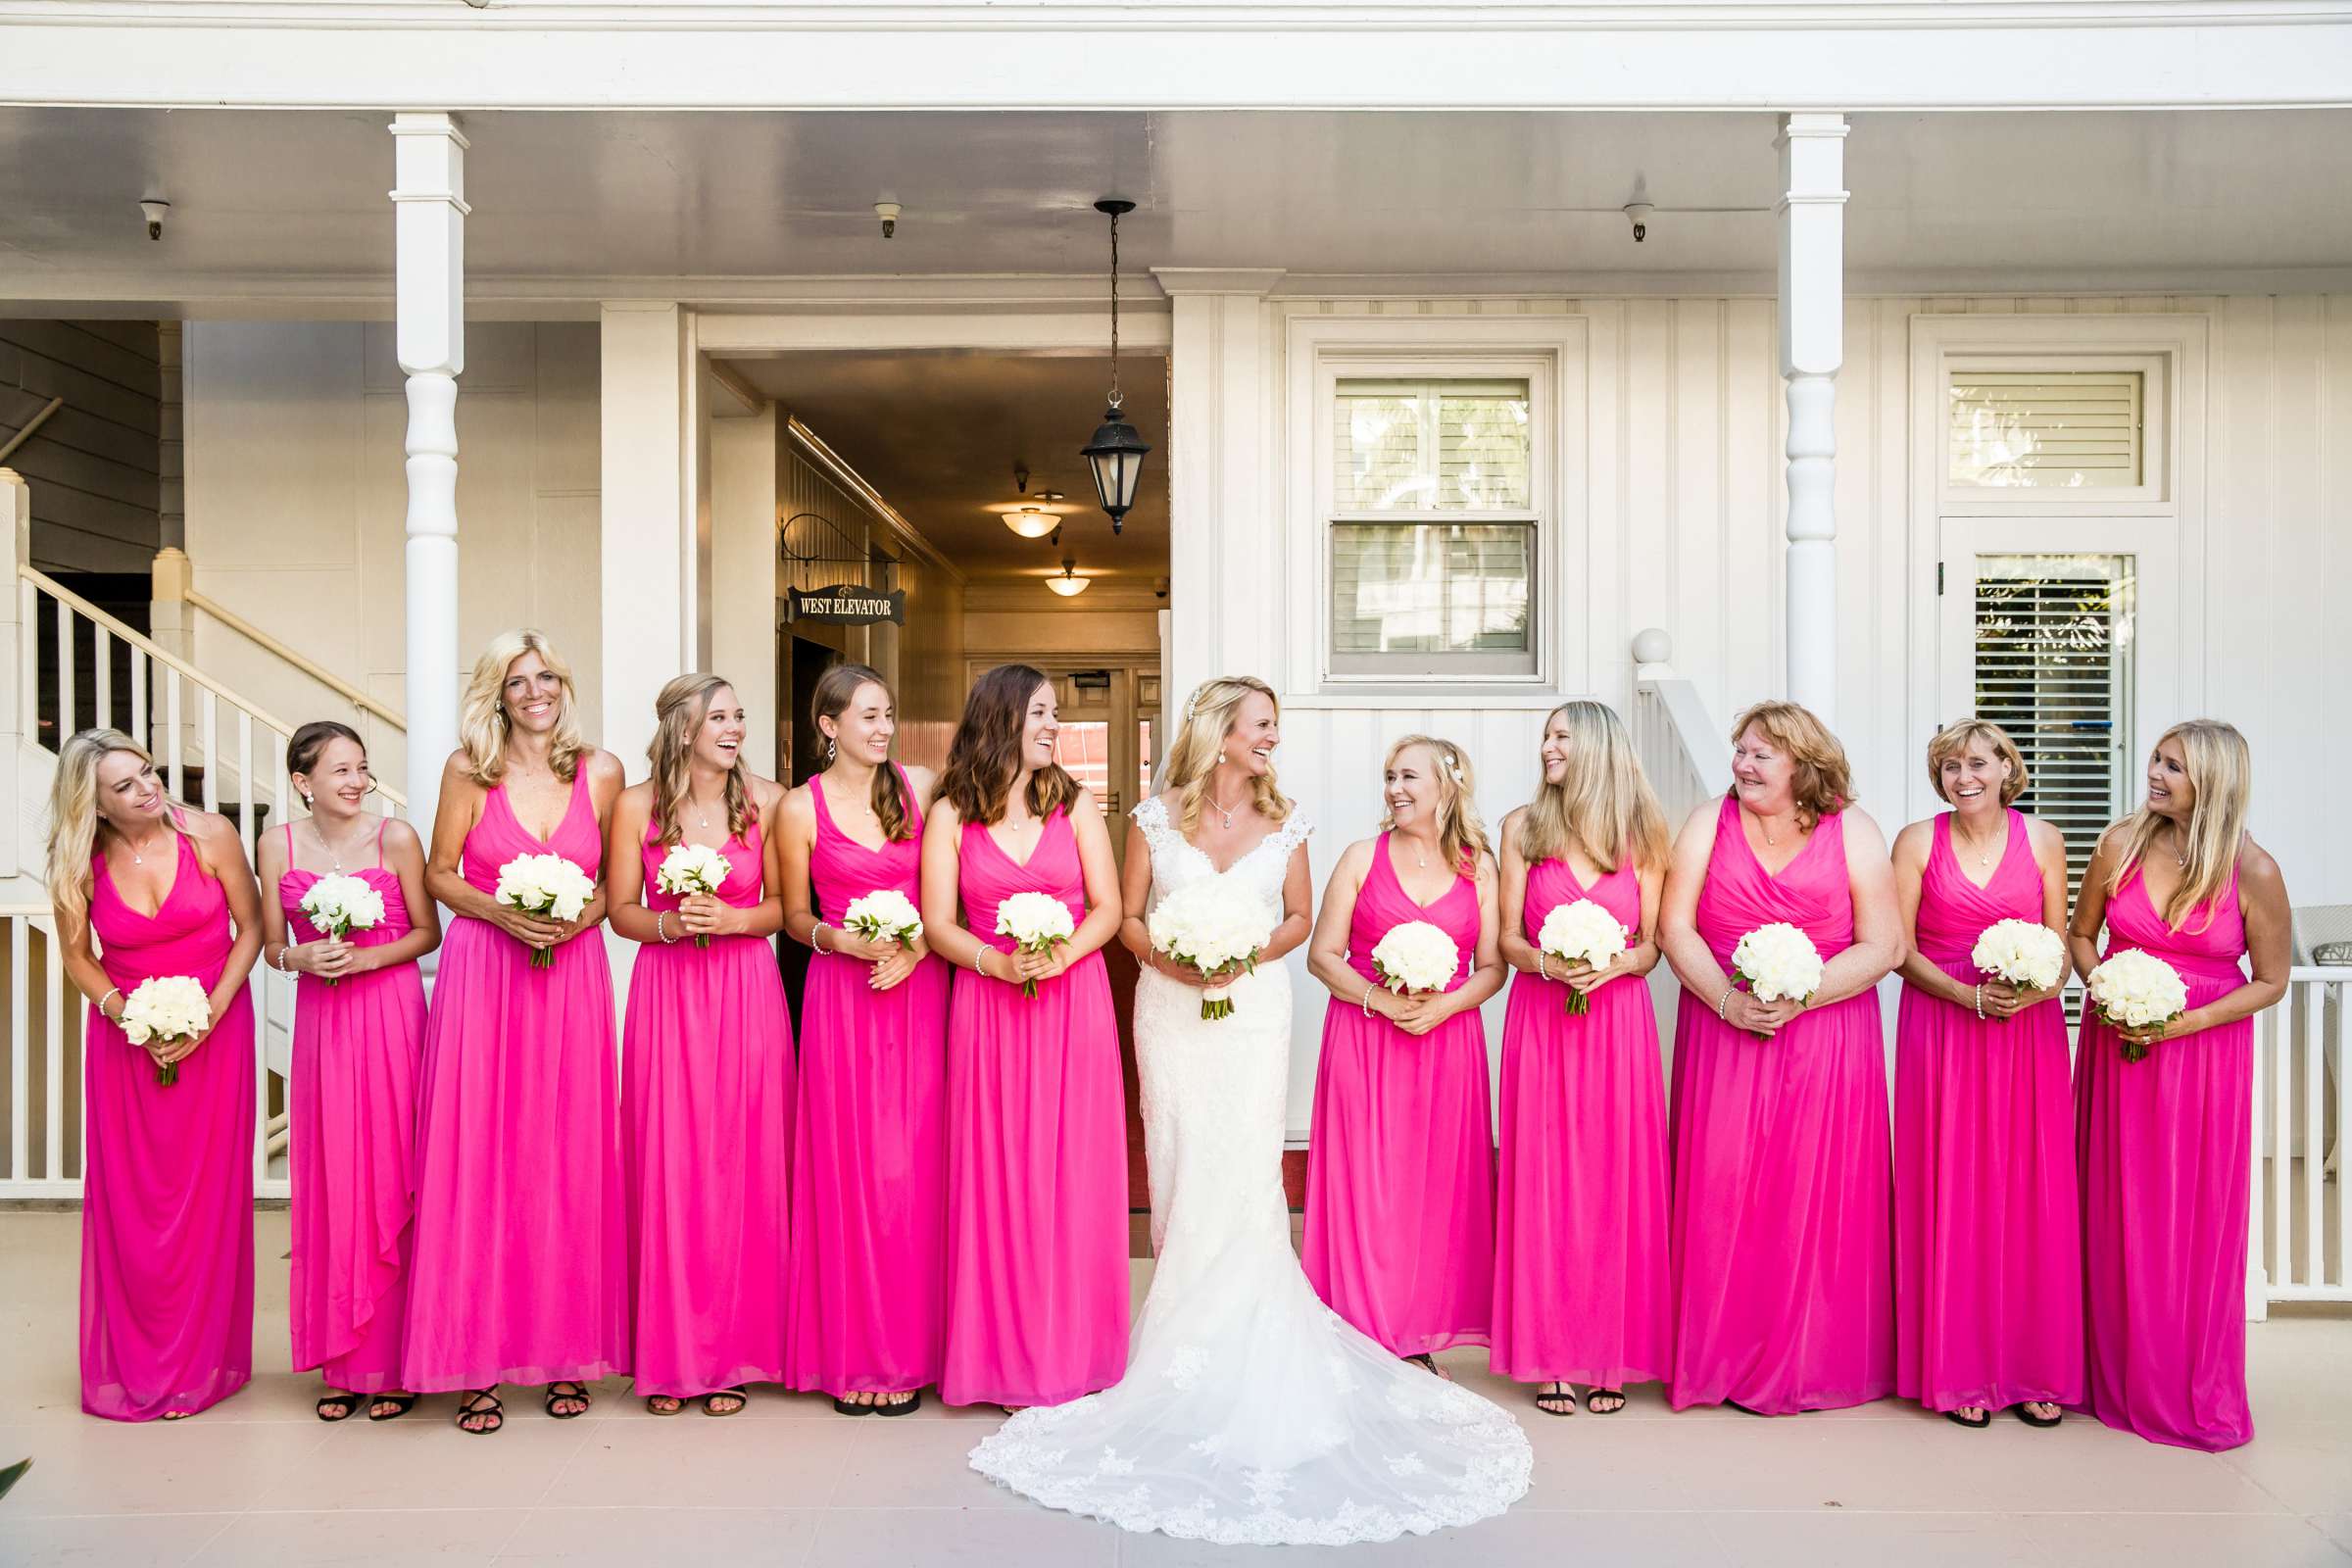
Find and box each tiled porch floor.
[1,1209,2347,1567]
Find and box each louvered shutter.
[1949,370,2143,489]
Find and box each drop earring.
[824,738,837,763]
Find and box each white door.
[1936,517,2183,893]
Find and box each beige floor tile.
[490,1506,821,1566]
[535,1418,850,1511]
[186,1507,531,1564]
[2024,1510,2352,1567]
[0,1511,231,1567]
[1924,1415,2291,1515]
[251,1415,592,1513]
[2314,1514,2352,1555]
[833,1420,1021,1509]
[0,1418,328,1518]
[2218,1425,2352,1515]
[1116,1507,1722,1567]
[1704,1510,2057,1567]
[809,1505,1118,1568]
[1518,1409,1963,1513]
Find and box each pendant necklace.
[1207,790,1239,831]
[1955,821,1999,869]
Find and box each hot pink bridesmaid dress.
[80,829,256,1420]
[402,768,628,1393]
[1491,855,1671,1389]
[622,815,794,1398]
[786,768,950,1398]
[1893,810,2082,1415]
[2076,858,2255,1450]
[1303,834,1494,1356]
[280,821,428,1396]
[940,808,1128,1407]
[1668,796,1893,1413]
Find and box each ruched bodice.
[460,768,601,899]
[639,817,765,912]
[1523,853,1641,949]
[958,809,1083,951]
[1346,834,1477,992]
[1693,795,1854,967]
[810,767,923,919]
[1913,810,2041,978]
[92,830,235,992]
[2104,859,2249,993]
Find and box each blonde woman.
[402,630,629,1434]
[607,674,791,1417]
[2071,720,2288,1451]
[49,729,262,1421]
[1658,702,1901,1414]
[1303,737,1507,1370]
[973,684,1533,1544]
[1492,702,1671,1418]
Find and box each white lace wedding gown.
[968,800,1533,1546]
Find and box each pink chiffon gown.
[1491,855,1671,1390]
[1304,834,1494,1356]
[81,830,256,1420]
[622,815,794,1398]
[281,821,428,1396]
[787,768,950,1398]
[1892,810,2082,1415]
[940,808,1128,1407]
[1668,797,1894,1412]
[402,768,629,1393]
[2076,858,2255,1451]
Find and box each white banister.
[153,557,408,733]
[2250,966,2350,1314]
[1777,112,1848,725]
[1630,628,1731,831]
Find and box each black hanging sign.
[788,584,906,625]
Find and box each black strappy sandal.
[455,1388,504,1435]
[543,1381,591,1420]
[1533,1382,1577,1417]
[316,1393,358,1423]
[366,1393,418,1423]
[2014,1401,2063,1428]
[1945,1406,1992,1430]
[1585,1388,1628,1415]
[702,1387,749,1418]
[874,1390,921,1418]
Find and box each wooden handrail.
[181,587,408,732]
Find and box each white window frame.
[1905,313,2208,829]
[1283,314,1587,707]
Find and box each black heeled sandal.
[1586,1388,1628,1415]
[366,1393,418,1423]
[543,1381,591,1420]
[1533,1383,1577,1417]
[316,1393,358,1423]
[455,1388,504,1435]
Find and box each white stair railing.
[1,903,76,1198]
[2250,966,2350,1315]
[1630,628,1731,826]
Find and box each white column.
[0,467,27,878]
[1776,112,1847,725]
[390,112,468,844]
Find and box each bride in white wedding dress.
[969,678,1533,1546]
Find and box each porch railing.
[1630,627,1731,827]
[2250,966,2350,1314]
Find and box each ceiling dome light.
[1004,505,1059,540]
[1046,558,1091,597]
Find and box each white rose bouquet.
[297,872,387,986]
[1969,918,2067,1017]
[841,889,923,949]
[995,890,1077,1000]
[1536,899,1631,1015]
[1731,921,1824,1007]
[494,852,597,969]
[2085,949,2190,1062]
[119,974,211,1088]
[1147,878,1272,1021]
[1371,919,1460,997]
[656,841,732,949]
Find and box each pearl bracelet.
[1973,982,1985,1021]
[1716,984,1735,1021]
[812,921,833,955]
[657,910,675,945]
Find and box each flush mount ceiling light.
[1003,504,1059,540]
[1045,558,1091,597]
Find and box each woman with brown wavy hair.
[917,663,1127,1411]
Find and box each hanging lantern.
[1081,198,1150,534]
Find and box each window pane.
[1334,378,1530,511]
[1332,522,1532,660]
[1334,392,1425,510]
[1054,722,1112,813]
[1950,370,2143,488]
[1438,391,1531,508]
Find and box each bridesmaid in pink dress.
[404,630,629,1434]
[256,723,440,1423]
[1889,719,2079,1430]
[1660,702,1902,1414]
[780,663,949,1416]
[2070,719,2289,1452]
[48,728,262,1421]
[1491,703,1672,1417]
[607,674,793,1417]
[918,664,1128,1410]
[1304,735,1506,1367]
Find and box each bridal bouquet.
[2085,949,2189,1062]
[1147,878,1270,1021]
[1970,918,2066,1013]
[495,853,596,969]
[655,841,732,949]
[120,974,211,1088]
[1732,921,1824,1007]
[297,872,386,986]
[1536,899,1630,1015]
[841,889,923,949]
[995,891,1076,999]
[1372,919,1459,997]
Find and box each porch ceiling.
[3,107,2351,311]
[722,351,1171,591]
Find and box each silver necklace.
[313,819,368,873]
[1953,820,2001,869]
[123,828,170,865]
[1207,790,1239,831]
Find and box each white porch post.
[1776,112,1847,725]
[390,112,468,844]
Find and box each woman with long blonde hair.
[1657,701,1903,1414]
[2069,719,2289,1451]
[403,629,629,1434]
[1302,736,1506,1367]
[1492,702,1672,1418]
[48,728,263,1420]
[606,673,792,1417]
